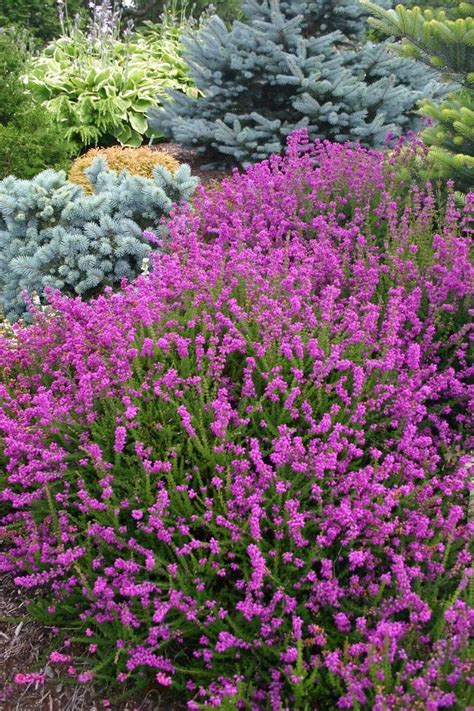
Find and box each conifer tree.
[0,27,73,179]
[403,0,474,18]
[148,0,448,166]
[362,1,473,193]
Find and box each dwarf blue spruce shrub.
[148,0,451,166]
[0,159,198,322]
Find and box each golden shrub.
[68,146,180,193]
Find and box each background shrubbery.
[126,0,243,25]
[0,29,74,179]
[0,0,85,45]
[148,0,450,166]
[2,0,471,196]
[0,133,472,709]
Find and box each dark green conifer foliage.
[362,1,473,193]
[0,28,74,179]
[148,0,449,166]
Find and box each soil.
[150,141,235,187]
[0,576,187,711]
[0,573,93,711]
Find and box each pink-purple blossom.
[0,131,472,709]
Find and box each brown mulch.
[0,577,186,711]
[0,574,95,711]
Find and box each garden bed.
[150,143,233,187]
[0,0,472,708]
[1,134,472,709]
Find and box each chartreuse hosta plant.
[24,23,196,148]
[0,132,472,709]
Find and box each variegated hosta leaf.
[23,26,195,148]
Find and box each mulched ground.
[150,141,235,187]
[0,142,231,710]
[0,575,187,711]
[0,574,96,711]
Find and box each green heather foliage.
[362,1,474,193]
[0,28,74,180]
[24,20,196,150]
[0,160,198,321]
[148,0,449,166]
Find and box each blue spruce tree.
[148,0,451,166]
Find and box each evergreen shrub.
[68,146,180,193]
[0,132,472,709]
[148,0,450,166]
[0,160,198,322]
[0,28,74,179]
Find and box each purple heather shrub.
[0,131,473,709]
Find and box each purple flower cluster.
[0,132,473,709]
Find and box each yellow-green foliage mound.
[69,146,180,193]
